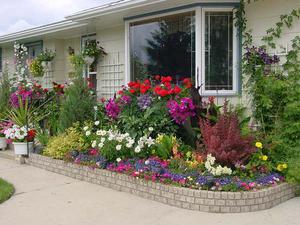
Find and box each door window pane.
[130,12,195,83]
[26,41,43,60]
[205,11,233,91]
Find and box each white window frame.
[125,6,238,96]
[200,7,238,96]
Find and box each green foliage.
[241,3,300,182]
[58,75,96,132]
[118,99,177,140]
[29,59,44,77]
[43,127,84,159]
[0,66,11,119]
[38,49,56,62]
[0,178,14,204]
[153,135,175,160]
[82,40,106,58]
[69,54,85,77]
[6,97,49,127]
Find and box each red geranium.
[172,85,182,94]
[161,76,172,84]
[26,129,36,142]
[183,78,192,89]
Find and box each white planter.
[84,56,95,65]
[0,137,7,150]
[42,61,53,72]
[13,142,33,155]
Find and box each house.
[0,0,299,105]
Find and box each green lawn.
[0,178,14,204]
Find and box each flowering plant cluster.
[204,154,232,176]
[82,40,107,59]
[4,125,36,143]
[0,121,13,138]
[245,46,280,66]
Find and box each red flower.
[128,81,136,88]
[129,89,136,94]
[154,75,161,80]
[118,90,124,95]
[157,89,169,97]
[140,84,151,94]
[26,129,36,141]
[172,85,182,94]
[144,79,151,86]
[183,78,192,89]
[43,88,49,93]
[161,76,172,83]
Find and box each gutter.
[65,0,167,21]
[0,20,87,44]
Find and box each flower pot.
[0,137,7,150]
[13,142,33,155]
[84,56,95,65]
[41,61,53,72]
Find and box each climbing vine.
[236,0,300,182]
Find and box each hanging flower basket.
[84,56,95,65]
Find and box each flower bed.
[28,154,299,213]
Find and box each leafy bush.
[0,65,11,118]
[29,59,44,77]
[199,104,256,167]
[43,127,84,159]
[58,76,96,131]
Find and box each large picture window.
[129,11,195,83]
[127,7,238,95]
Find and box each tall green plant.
[58,55,96,132]
[0,65,11,119]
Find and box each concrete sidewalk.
[0,157,299,225]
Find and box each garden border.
[27,154,299,213]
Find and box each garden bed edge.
[27,153,299,213]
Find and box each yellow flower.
[255,142,263,149]
[282,163,288,169]
[277,164,284,172]
[261,155,268,161]
[156,134,164,143]
[186,151,192,158]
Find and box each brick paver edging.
[27,154,299,213]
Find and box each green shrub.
[0,65,11,118]
[58,76,96,131]
[43,127,84,159]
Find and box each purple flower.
[120,95,132,105]
[10,90,33,108]
[137,94,152,110]
[167,97,195,124]
[105,99,120,120]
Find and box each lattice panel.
[97,52,125,99]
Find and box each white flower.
[116,158,122,163]
[135,146,141,153]
[100,137,106,143]
[148,127,154,132]
[94,106,98,111]
[126,142,133,148]
[83,126,89,131]
[91,140,97,148]
[98,143,104,148]
[94,121,100,126]
[145,160,150,165]
[85,131,91,136]
[116,145,122,151]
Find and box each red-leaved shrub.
[199,104,256,167]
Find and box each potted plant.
[38,49,56,71]
[82,40,107,65]
[4,125,36,155]
[0,121,13,150]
